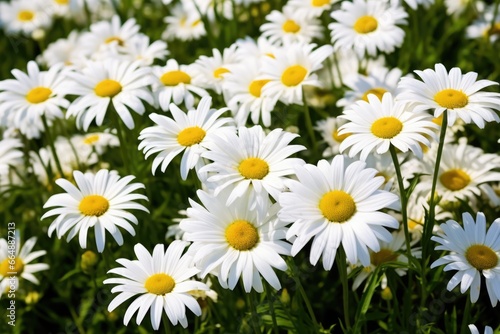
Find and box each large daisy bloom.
[138,96,235,180]
[338,93,439,161]
[0,61,69,135]
[259,42,333,105]
[0,233,49,297]
[64,59,155,130]
[42,169,149,252]
[329,0,408,58]
[180,189,291,293]
[0,0,52,36]
[200,125,305,211]
[104,241,209,329]
[278,155,399,269]
[431,212,500,306]
[397,63,500,128]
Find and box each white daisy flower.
[0,0,52,36]
[329,0,408,58]
[286,0,340,19]
[260,6,323,46]
[152,59,209,112]
[64,59,155,130]
[445,0,474,16]
[0,233,49,297]
[412,138,500,205]
[200,125,305,211]
[337,66,403,108]
[259,42,333,105]
[38,31,87,68]
[162,3,205,41]
[114,35,169,66]
[339,93,439,161]
[223,60,279,127]
[466,6,500,43]
[234,36,281,62]
[468,324,493,334]
[41,169,149,252]
[278,155,399,269]
[0,61,69,137]
[138,96,235,180]
[104,241,209,329]
[0,138,23,177]
[431,212,500,306]
[397,63,500,128]
[47,0,71,17]
[180,189,291,293]
[77,130,119,155]
[402,0,435,10]
[315,117,350,157]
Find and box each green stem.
[302,89,317,153]
[286,258,319,331]
[162,312,171,334]
[264,282,279,334]
[247,289,262,334]
[110,105,131,174]
[459,297,471,334]
[41,114,65,179]
[337,245,351,331]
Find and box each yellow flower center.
[408,219,421,230]
[238,158,269,179]
[160,70,191,86]
[439,169,471,191]
[281,65,307,87]
[79,195,110,217]
[144,273,176,295]
[213,67,230,79]
[248,79,270,98]
[375,171,390,184]
[432,114,443,126]
[361,88,387,102]
[434,89,468,109]
[26,87,52,104]
[353,15,378,34]
[0,258,24,277]
[225,220,259,251]
[370,249,398,267]
[319,190,356,223]
[465,244,498,270]
[311,0,330,7]
[94,79,122,98]
[177,126,206,147]
[371,117,403,139]
[282,20,301,33]
[83,134,100,145]
[55,0,69,4]
[332,129,350,143]
[18,10,34,22]
[104,36,124,46]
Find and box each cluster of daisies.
[1,0,500,331]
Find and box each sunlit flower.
[397,63,500,128]
[180,189,291,293]
[431,212,500,306]
[279,155,399,269]
[104,241,209,329]
[42,169,149,252]
[0,233,49,297]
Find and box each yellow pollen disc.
[83,134,100,145]
[177,126,206,147]
[55,0,69,4]
[160,70,191,86]
[332,129,350,143]
[26,87,52,104]
[225,220,259,251]
[248,79,270,98]
[439,169,471,191]
[94,79,122,98]
[0,258,25,277]
[432,114,443,126]
[353,15,378,34]
[375,172,390,184]
[213,67,230,79]
[282,20,301,33]
[144,273,175,295]
[18,10,34,22]
[408,219,421,230]
[191,19,202,27]
[311,0,330,7]
[465,244,498,270]
[238,158,269,180]
[79,195,110,217]
[281,65,307,87]
[371,117,403,139]
[370,249,398,266]
[361,88,387,102]
[434,89,468,109]
[104,36,124,46]
[319,190,356,223]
